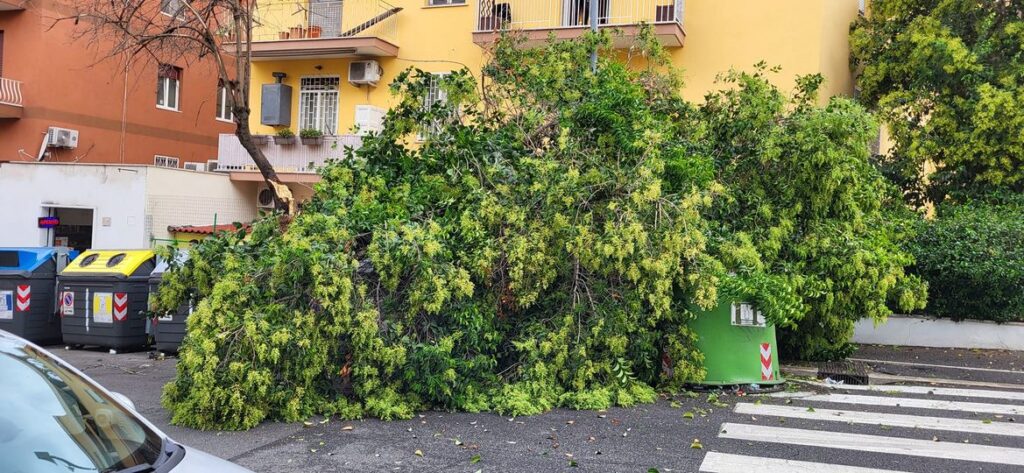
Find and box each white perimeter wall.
[145,167,258,244]
[0,162,260,249]
[0,162,149,248]
[854,314,1024,351]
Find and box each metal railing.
[476,0,683,31]
[216,134,362,173]
[253,0,400,45]
[0,77,23,107]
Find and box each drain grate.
[817,360,870,385]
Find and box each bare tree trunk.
[234,108,295,214]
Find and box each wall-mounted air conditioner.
[46,127,79,149]
[349,60,382,86]
[206,160,221,172]
[256,185,276,209]
[184,162,207,172]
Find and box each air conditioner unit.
[184,162,207,172]
[46,127,79,149]
[206,160,221,172]
[349,60,382,86]
[354,105,386,135]
[256,185,276,209]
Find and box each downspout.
[120,52,131,163]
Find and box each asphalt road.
[51,344,1024,472]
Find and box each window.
[298,76,339,134]
[157,64,182,111]
[420,72,451,140]
[160,0,182,16]
[428,0,466,5]
[216,82,233,121]
[154,155,180,168]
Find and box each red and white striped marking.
[15,285,30,312]
[113,293,128,321]
[760,342,773,381]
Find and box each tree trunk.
[234,108,295,214]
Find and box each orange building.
[0,0,233,167]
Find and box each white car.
[0,330,253,472]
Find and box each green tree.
[851,0,1024,206]
[161,32,721,430]
[696,67,927,360]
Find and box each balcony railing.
[475,0,684,31]
[216,134,362,174]
[253,0,400,46]
[0,77,23,107]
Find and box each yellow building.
[218,0,863,183]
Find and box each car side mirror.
[110,391,136,411]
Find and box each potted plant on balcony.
[308,26,322,38]
[278,31,291,40]
[289,25,305,39]
[274,128,297,145]
[299,128,324,146]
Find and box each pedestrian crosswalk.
[700,382,1024,472]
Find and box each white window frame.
[298,75,340,135]
[419,72,451,141]
[427,0,466,6]
[154,155,180,168]
[216,83,233,122]
[157,66,181,112]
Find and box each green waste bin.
[149,253,191,354]
[688,298,783,386]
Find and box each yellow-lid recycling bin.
[58,250,156,351]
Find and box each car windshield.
[0,340,163,472]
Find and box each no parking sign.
[61,291,75,316]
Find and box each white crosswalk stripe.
[718,423,1024,466]
[807,381,1024,401]
[699,452,910,473]
[735,402,1024,437]
[794,393,1024,415]
[701,382,1024,472]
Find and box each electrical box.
[261,83,292,126]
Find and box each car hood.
[173,446,254,472]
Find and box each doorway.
[45,207,93,252]
[563,0,610,27]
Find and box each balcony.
[215,134,362,182]
[473,0,685,48]
[248,0,401,60]
[0,78,23,119]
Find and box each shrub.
[299,128,323,139]
[276,128,295,138]
[910,201,1024,322]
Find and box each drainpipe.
[590,0,598,73]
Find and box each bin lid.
[151,250,190,277]
[62,250,156,277]
[0,247,79,274]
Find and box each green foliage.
[851,0,1024,205]
[695,66,927,360]
[162,30,929,430]
[162,31,720,430]
[910,200,1024,322]
[275,128,295,138]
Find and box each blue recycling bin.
[0,248,78,344]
